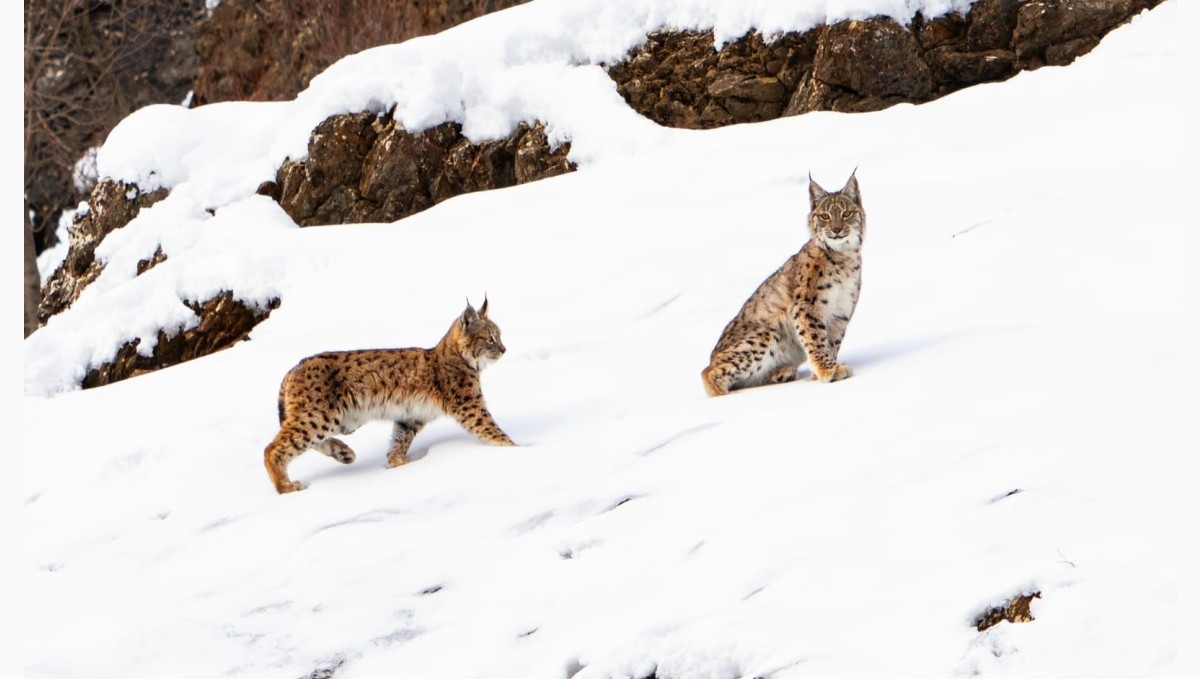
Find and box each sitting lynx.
[264,300,515,494]
[702,172,865,396]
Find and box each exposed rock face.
[38,180,169,324]
[975,591,1041,632]
[82,293,279,390]
[606,30,817,129]
[271,116,574,227]
[608,0,1163,128]
[816,18,934,99]
[1013,0,1153,65]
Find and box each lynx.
[264,300,515,494]
[702,172,865,396]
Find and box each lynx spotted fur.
[702,172,865,396]
[264,300,514,494]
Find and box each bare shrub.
[195,0,523,104]
[24,0,203,251]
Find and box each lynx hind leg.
[702,361,737,397]
[387,420,427,468]
[314,437,356,464]
[702,350,779,396]
[703,325,788,397]
[267,378,341,493]
[264,422,320,494]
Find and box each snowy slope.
[23,1,1182,678]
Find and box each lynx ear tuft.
[841,170,861,205]
[480,295,489,318]
[462,304,479,329]
[809,172,829,208]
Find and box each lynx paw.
[328,441,355,464]
[386,454,408,468]
[768,365,799,384]
[276,480,307,494]
[812,364,853,382]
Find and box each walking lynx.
[264,300,515,494]
[702,172,865,396]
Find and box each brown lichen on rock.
[82,292,279,389]
[276,116,573,227]
[39,180,169,324]
[975,591,1041,632]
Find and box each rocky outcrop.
[607,0,1162,128]
[605,30,817,129]
[82,292,279,390]
[268,116,574,227]
[975,591,1040,632]
[36,180,276,392]
[38,180,169,323]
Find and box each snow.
[35,205,82,283]
[72,145,100,195]
[22,1,1183,678]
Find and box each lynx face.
[808,174,865,251]
[458,299,506,369]
[464,317,505,368]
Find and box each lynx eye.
[817,213,830,221]
[843,209,856,219]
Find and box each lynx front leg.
[387,420,427,468]
[447,399,515,447]
[828,314,853,360]
[795,314,852,383]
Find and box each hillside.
[23,1,1182,678]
